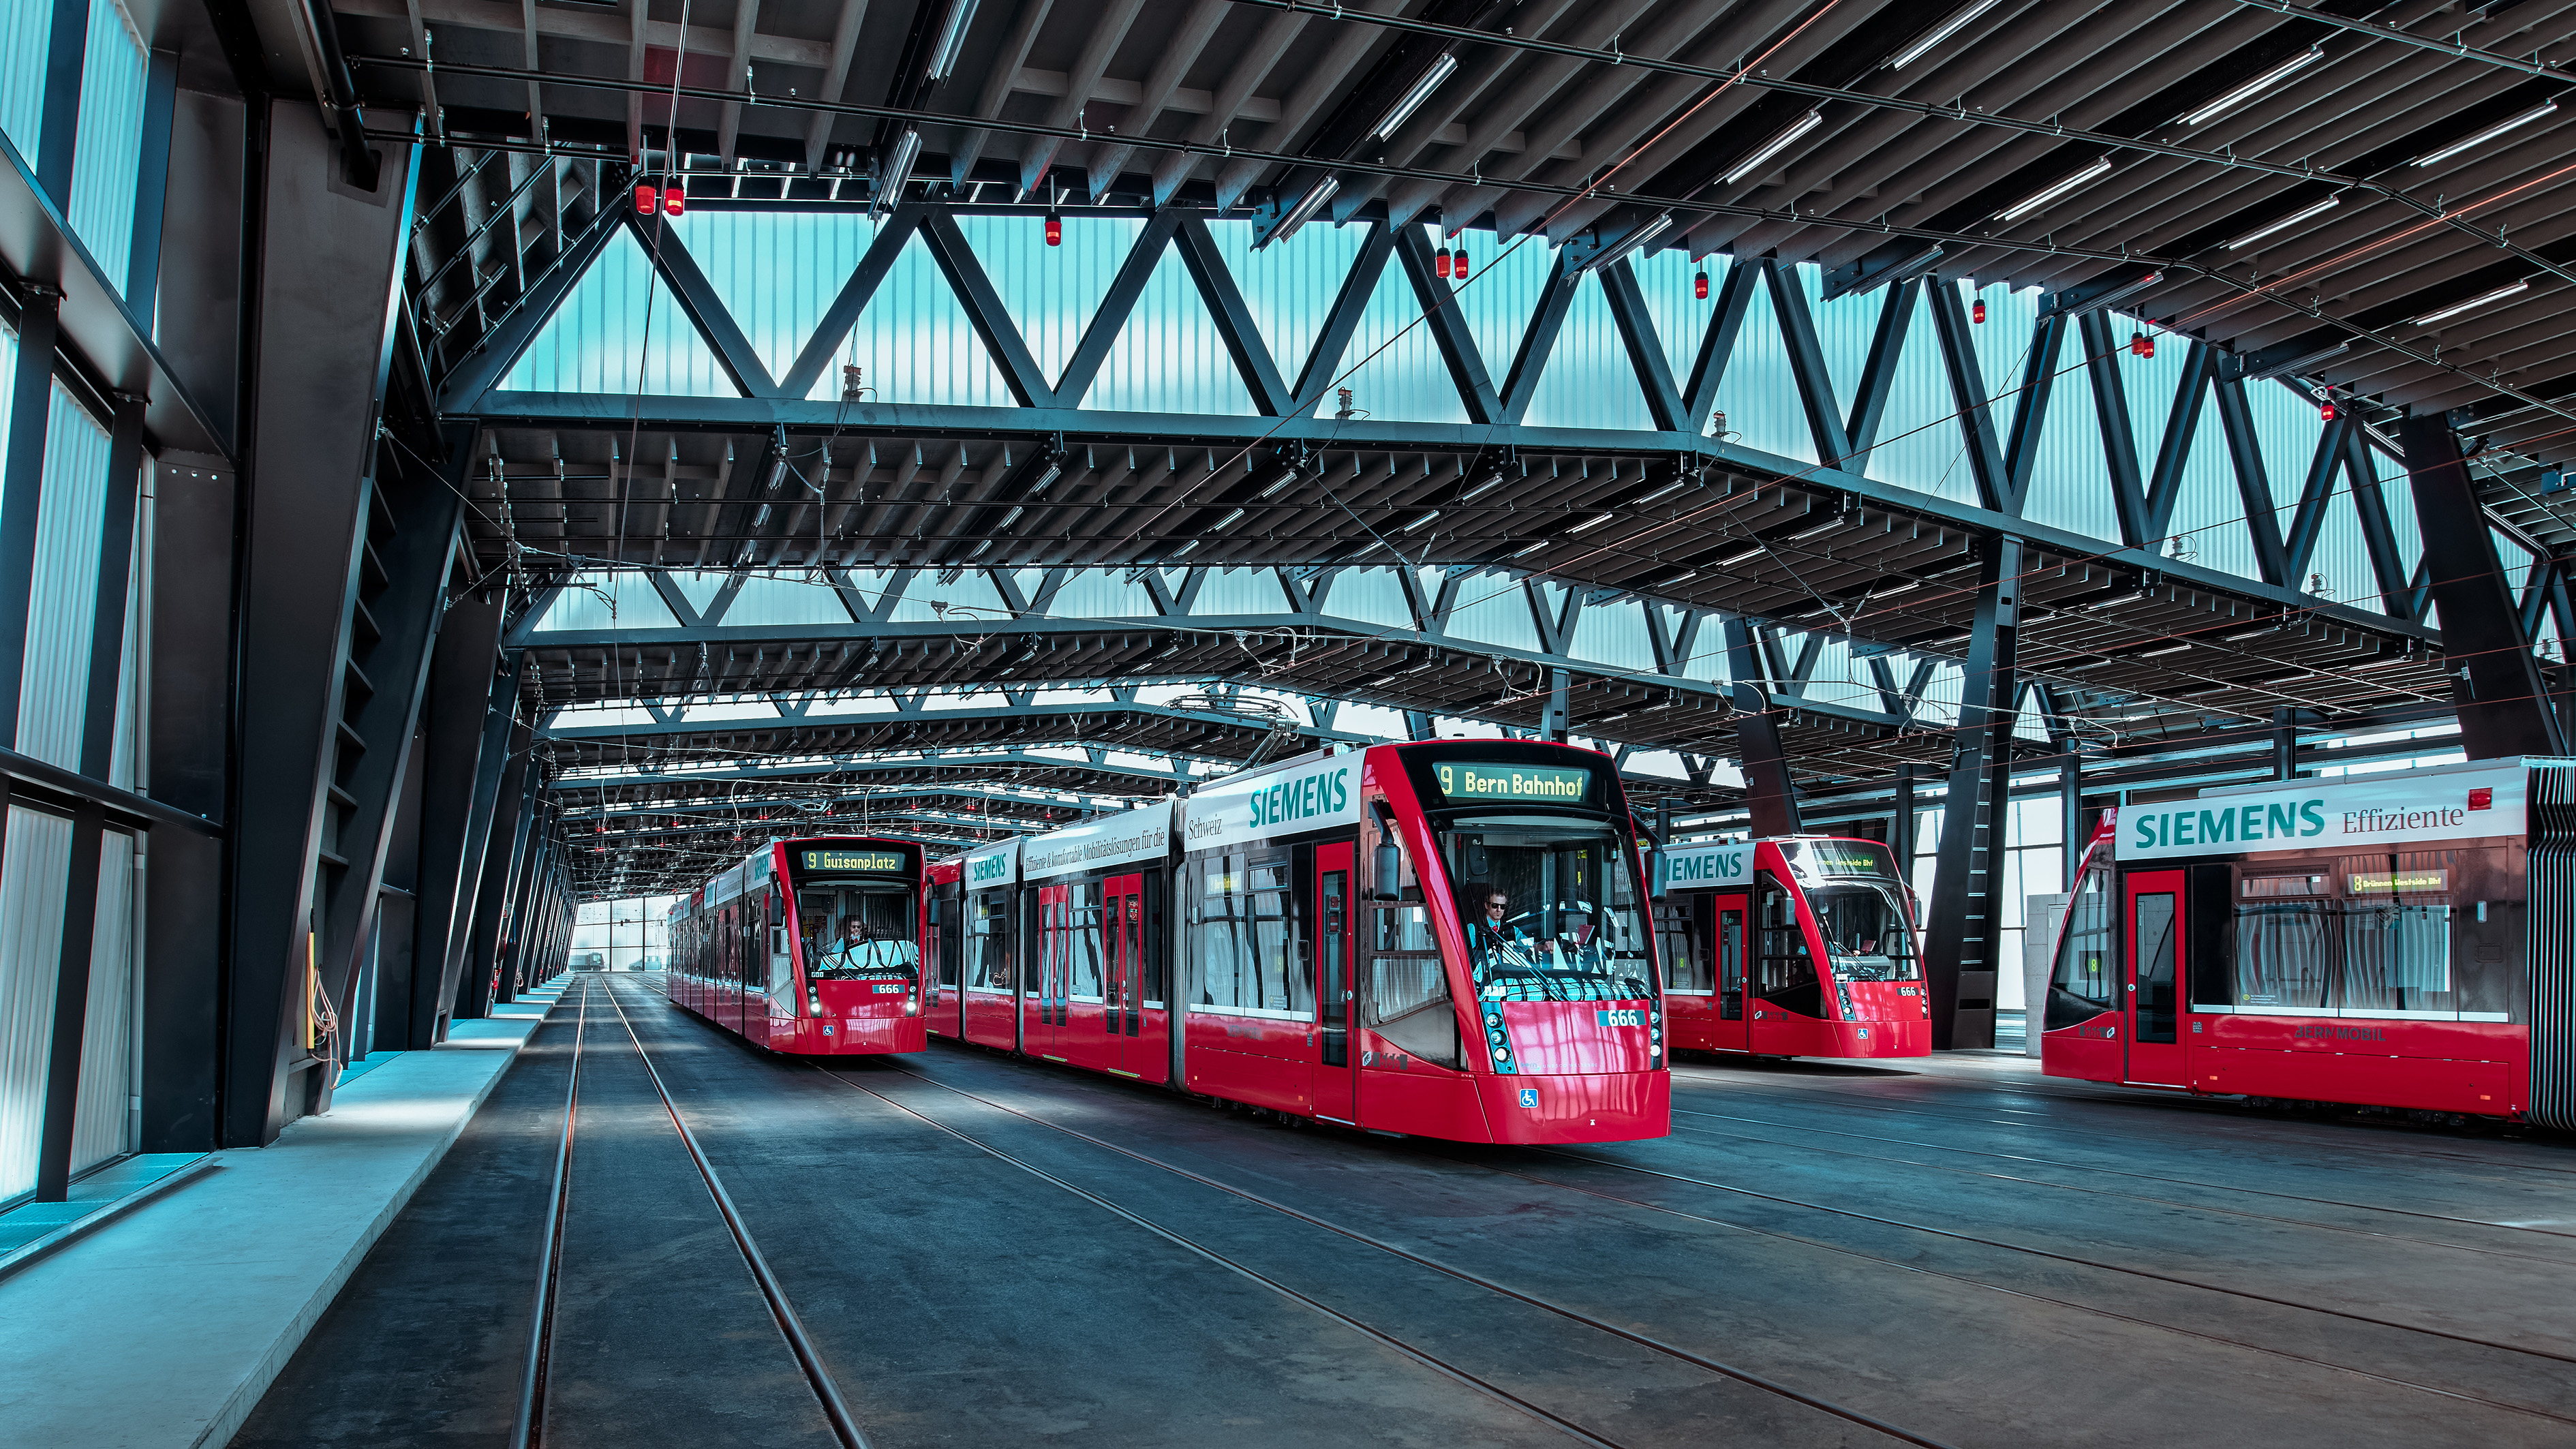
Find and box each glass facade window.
[18,380,113,769]
[569,895,675,970]
[1,0,50,162]
[68,0,147,292]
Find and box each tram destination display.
[799,849,910,874]
[1430,762,1591,803]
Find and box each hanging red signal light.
[663,186,686,216]
[2130,331,2154,359]
[1452,249,1470,280]
[2320,401,2336,421]
[1435,246,1453,278]
[634,184,658,215]
[1045,213,1062,246]
[1694,269,1710,300]
[1971,299,1987,324]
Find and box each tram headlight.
[1492,1045,1509,1061]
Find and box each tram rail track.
[870,1050,2576,1435]
[508,975,874,1449]
[1668,1065,2576,1182]
[1666,1105,2576,1252]
[820,1061,1962,1449]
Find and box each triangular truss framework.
[446,201,2429,626]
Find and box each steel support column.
[2401,415,2564,759]
[1922,537,2023,1051]
[2273,708,2297,780]
[311,463,463,1111]
[219,104,415,1145]
[1723,617,1801,836]
[32,804,104,1202]
[0,287,63,727]
[407,599,506,1044]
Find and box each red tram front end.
[1651,837,1932,1059]
[919,740,1670,1144]
[664,835,927,1056]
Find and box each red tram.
[2042,758,2576,1127]
[665,836,927,1055]
[1651,837,1932,1058]
[924,741,1670,1143]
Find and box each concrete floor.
[236,977,2576,1448]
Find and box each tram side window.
[1656,900,1710,994]
[1039,881,1107,1001]
[1196,853,1312,1016]
[969,889,1013,991]
[2217,850,2521,1020]
[2047,862,2117,1029]
[1753,873,1822,1016]
[1364,903,1458,1067]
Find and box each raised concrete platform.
[0,984,563,1449]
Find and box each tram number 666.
[1597,1009,1647,1026]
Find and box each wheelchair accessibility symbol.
[1517,1088,1537,1109]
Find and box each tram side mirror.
[1466,843,1489,879]
[1373,843,1403,901]
[929,898,946,925]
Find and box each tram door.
[1709,894,1750,1053]
[1314,844,1357,1123]
[1102,874,1146,1073]
[2125,870,2187,1086]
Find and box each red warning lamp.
[634,183,658,216]
[1694,270,1710,300]
[1971,299,1987,324]
[1452,249,1470,280]
[1436,246,1453,278]
[2320,401,2337,421]
[663,186,685,216]
[2130,331,2155,359]
[1045,213,1062,246]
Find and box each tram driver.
[814,914,920,980]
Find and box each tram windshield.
[797,883,920,981]
[1805,882,1920,981]
[1442,818,1654,1002]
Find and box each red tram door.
[1709,894,1750,1054]
[1315,844,1356,1123]
[2125,870,2188,1086]
[1103,873,1151,1078]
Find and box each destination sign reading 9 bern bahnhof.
[1433,763,1590,802]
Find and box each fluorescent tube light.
[1888,0,2000,69]
[1214,508,1246,530]
[1998,158,2111,222]
[2138,642,2192,656]
[1569,512,1614,533]
[1028,461,1062,493]
[1723,112,1823,185]
[1508,543,1546,558]
[1787,513,1852,540]
[1373,52,1458,140]
[997,506,1024,529]
[1273,174,1340,241]
[926,0,981,80]
[2408,280,2528,327]
[1461,475,1506,500]
[872,128,922,218]
[2184,48,2322,126]
[1402,510,1441,532]
[1260,470,1300,498]
[1714,544,1766,566]
[1638,481,1687,504]
[2226,195,2340,250]
[2413,102,2558,167]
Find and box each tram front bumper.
[1476,1070,1672,1144]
